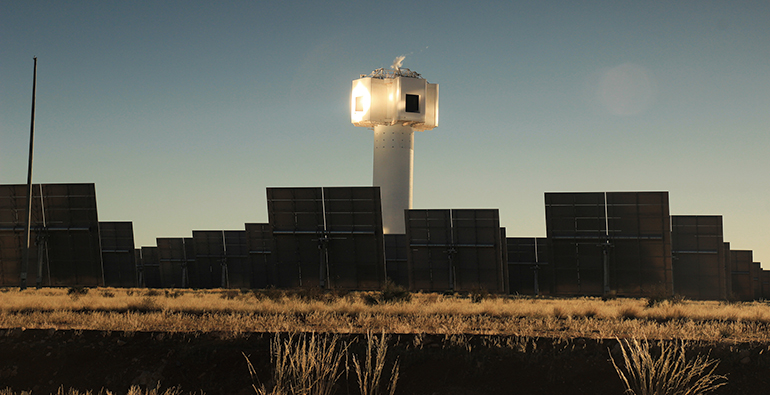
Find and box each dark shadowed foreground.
[1,329,769,395]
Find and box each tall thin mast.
[21,57,38,290]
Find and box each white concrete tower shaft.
[373,125,414,234]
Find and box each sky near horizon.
[1,2,769,266]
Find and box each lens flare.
[598,63,656,116]
[351,82,371,122]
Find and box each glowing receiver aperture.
[351,76,438,132]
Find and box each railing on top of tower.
[361,67,423,80]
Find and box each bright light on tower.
[351,60,439,234]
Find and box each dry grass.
[610,338,727,395]
[246,333,348,395]
[0,385,194,395]
[2,288,770,342]
[244,331,399,395]
[352,332,399,395]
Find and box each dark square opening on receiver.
[405,94,419,113]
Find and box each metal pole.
[602,239,611,295]
[602,192,610,295]
[181,238,189,288]
[220,230,229,288]
[36,184,47,288]
[318,230,329,289]
[21,57,38,290]
[533,238,540,296]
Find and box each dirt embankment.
[1,329,769,395]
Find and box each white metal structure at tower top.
[351,67,438,131]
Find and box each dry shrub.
[293,287,326,302]
[247,333,347,395]
[646,295,686,309]
[67,287,89,301]
[100,290,115,298]
[580,306,600,319]
[252,288,285,301]
[446,334,473,352]
[469,288,492,303]
[246,332,399,395]
[610,338,727,395]
[553,306,571,320]
[125,385,188,395]
[0,385,191,395]
[619,305,641,320]
[220,290,240,300]
[362,293,380,306]
[126,297,160,313]
[165,290,184,299]
[649,305,688,322]
[353,331,399,395]
[718,325,734,339]
[380,281,411,304]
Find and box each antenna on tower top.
[391,55,405,72]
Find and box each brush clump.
[610,338,727,395]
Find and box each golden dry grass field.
[2,287,770,342]
[3,287,770,395]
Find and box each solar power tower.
[0,183,103,287]
[507,237,548,296]
[266,186,386,289]
[351,62,439,234]
[671,216,727,300]
[405,209,507,293]
[544,192,673,298]
[99,221,137,287]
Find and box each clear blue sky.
[2,1,769,266]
